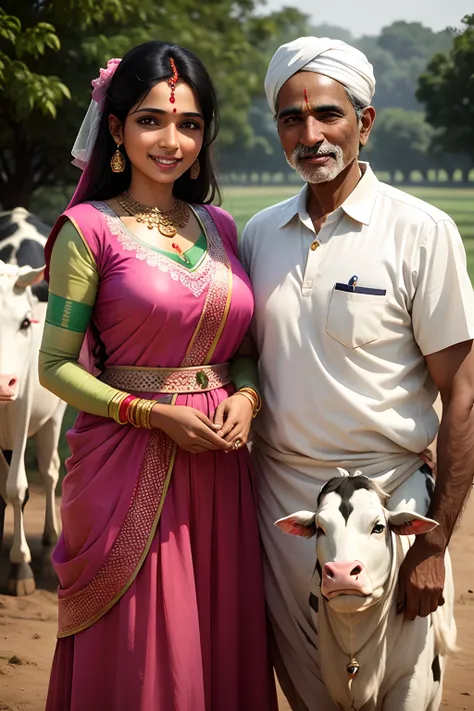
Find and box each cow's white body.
[276,472,456,711]
[0,262,66,595]
[0,207,50,302]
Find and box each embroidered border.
[57,430,176,636]
[181,206,233,366]
[92,201,214,298]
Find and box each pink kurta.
[45,202,277,711]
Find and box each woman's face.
[110,80,205,186]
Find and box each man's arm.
[397,340,474,620]
[425,340,474,547]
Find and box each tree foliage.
[0,0,302,208]
[368,109,435,180]
[417,14,474,163]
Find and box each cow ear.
[15,266,45,289]
[386,509,439,536]
[274,511,317,538]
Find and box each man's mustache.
[292,143,340,160]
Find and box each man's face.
[276,71,372,184]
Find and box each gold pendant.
[159,223,177,238]
[346,658,360,679]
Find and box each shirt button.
[310,240,320,251]
[303,280,313,289]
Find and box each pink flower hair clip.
[91,58,121,103]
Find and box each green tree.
[378,21,453,61]
[369,108,434,181]
[417,14,474,165]
[0,7,71,207]
[0,0,292,209]
[358,22,454,111]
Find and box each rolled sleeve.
[412,219,474,355]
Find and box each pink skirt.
[45,446,277,711]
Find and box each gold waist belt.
[100,362,231,393]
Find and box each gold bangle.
[139,399,155,429]
[108,391,129,424]
[238,387,262,418]
[126,398,155,429]
[235,390,260,419]
[127,398,141,428]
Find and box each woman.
[40,41,276,711]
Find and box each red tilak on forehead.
[168,57,179,114]
[303,88,311,111]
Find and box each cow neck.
[317,532,406,710]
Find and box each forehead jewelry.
[168,57,179,114]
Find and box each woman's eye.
[138,117,158,126]
[20,317,31,331]
[371,523,385,534]
[181,121,200,130]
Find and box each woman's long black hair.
[80,41,221,205]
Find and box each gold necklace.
[116,192,189,238]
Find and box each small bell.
[346,658,360,679]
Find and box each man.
[239,37,474,711]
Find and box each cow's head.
[275,473,438,614]
[0,262,45,401]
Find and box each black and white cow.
[0,207,50,302]
[276,473,456,711]
[0,261,66,595]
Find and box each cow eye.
[371,523,385,534]
[20,317,31,331]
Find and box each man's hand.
[397,538,445,620]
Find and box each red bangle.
[118,394,137,424]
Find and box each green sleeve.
[38,220,122,418]
[229,332,260,394]
[229,356,260,394]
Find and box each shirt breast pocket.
[326,283,387,349]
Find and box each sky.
[261,0,472,37]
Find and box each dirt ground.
[0,488,473,711]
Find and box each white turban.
[264,36,375,114]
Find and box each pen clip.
[348,274,358,289]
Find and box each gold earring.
[110,143,126,173]
[190,159,200,180]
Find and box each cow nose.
[0,374,18,399]
[324,561,363,580]
[321,560,371,598]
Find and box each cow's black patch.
[318,476,374,524]
[339,498,353,523]
[16,239,45,268]
[431,655,441,682]
[309,592,318,613]
[0,223,20,240]
[314,559,322,584]
[421,463,435,500]
[0,244,14,262]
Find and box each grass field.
[25,184,474,484]
[223,184,474,275]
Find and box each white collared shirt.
[240,163,474,482]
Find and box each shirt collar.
[277,162,379,229]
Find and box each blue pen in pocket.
[348,274,358,288]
